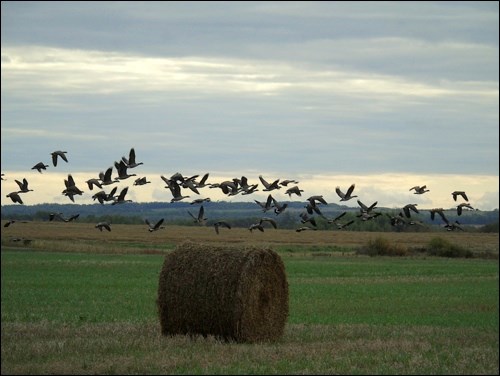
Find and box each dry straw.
[157,240,289,343]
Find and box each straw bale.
[157,240,288,343]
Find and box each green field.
[1,245,498,374]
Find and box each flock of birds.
[2,147,477,235]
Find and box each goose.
[133,177,151,186]
[285,186,304,198]
[15,178,33,193]
[279,179,299,186]
[92,186,118,204]
[51,150,68,166]
[271,197,288,215]
[111,187,132,205]
[214,221,231,234]
[335,219,354,230]
[190,198,211,205]
[1,173,4,180]
[445,220,464,231]
[456,203,474,216]
[235,176,259,195]
[31,162,49,173]
[49,212,65,221]
[166,179,190,202]
[114,160,137,180]
[259,175,281,191]
[260,217,278,229]
[187,205,207,225]
[357,200,377,213]
[145,218,165,232]
[99,167,118,186]
[299,212,317,227]
[327,211,347,224]
[122,147,143,168]
[254,194,274,212]
[194,173,210,188]
[335,184,358,201]
[6,191,24,204]
[357,212,382,221]
[429,208,448,223]
[85,178,103,190]
[409,185,429,194]
[62,174,84,202]
[95,222,111,232]
[304,202,328,219]
[248,223,265,232]
[307,195,328,206]
[451,191,468,202]
[296,226,317,232]
[402,203,419,218]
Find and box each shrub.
[357,236,407,257]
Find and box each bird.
[279,179,299,186]
[6,192,24,204]
[357,200,377,214]
[122,147,143,168]
[259,217,278,229]
[296,226,317,232]
[409,185,429,194]
[95,222,111,232]
[145,218,165,232]
[456,203,474,216]
[134,177,151,186]
[15,178,33,193]
[429,208,448,223]
[62,174,84,202]
[335,184,358,201]
[254,194,274,212]
[190,198,211,205]
[85,178,103,190]
[213,221,231,234]
[299,212,317,227]
[285,185,304,198]
[402,203,419,218]
[111,187,132,205]
[248,222,265,232]
[327,211,347,224]
[271,197,288,215]
[445,220,464,231]
[187,205,207,225]
[335,219,354,230]
[92,186,118,204]
[452,191,469,202]
[51,150,68,166]
[114,160,137,180]
[194,173,211,188]
[258,175,281,191]
[31,162,49,173]
[99,167,118,186]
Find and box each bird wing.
[346,184,355,197]
[154,218,165,229]
[335,187,345,199]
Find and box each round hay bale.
[157,240,289,343]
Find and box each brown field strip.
[2,220,498,253]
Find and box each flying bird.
[122,147,143,168]
[111,187,132,205]
[452,191,469,202]
[51,150,68,166]
[258,175,281,191]
[15,178,34,193]
[31,162,49,173]
[6,192,24,204]
[456,203,474,216]
[145,218,165,232]
[409,185,429,194]
[402,203,419,218]
[335,184,358,201]
[95,222,111,232]
[187,205,207,225]
[213,221,231,234]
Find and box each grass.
[2,246,499,374]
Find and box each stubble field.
[1,221,499,374]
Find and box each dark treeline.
[2,201,498,232]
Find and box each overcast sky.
[1,1,498,210]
